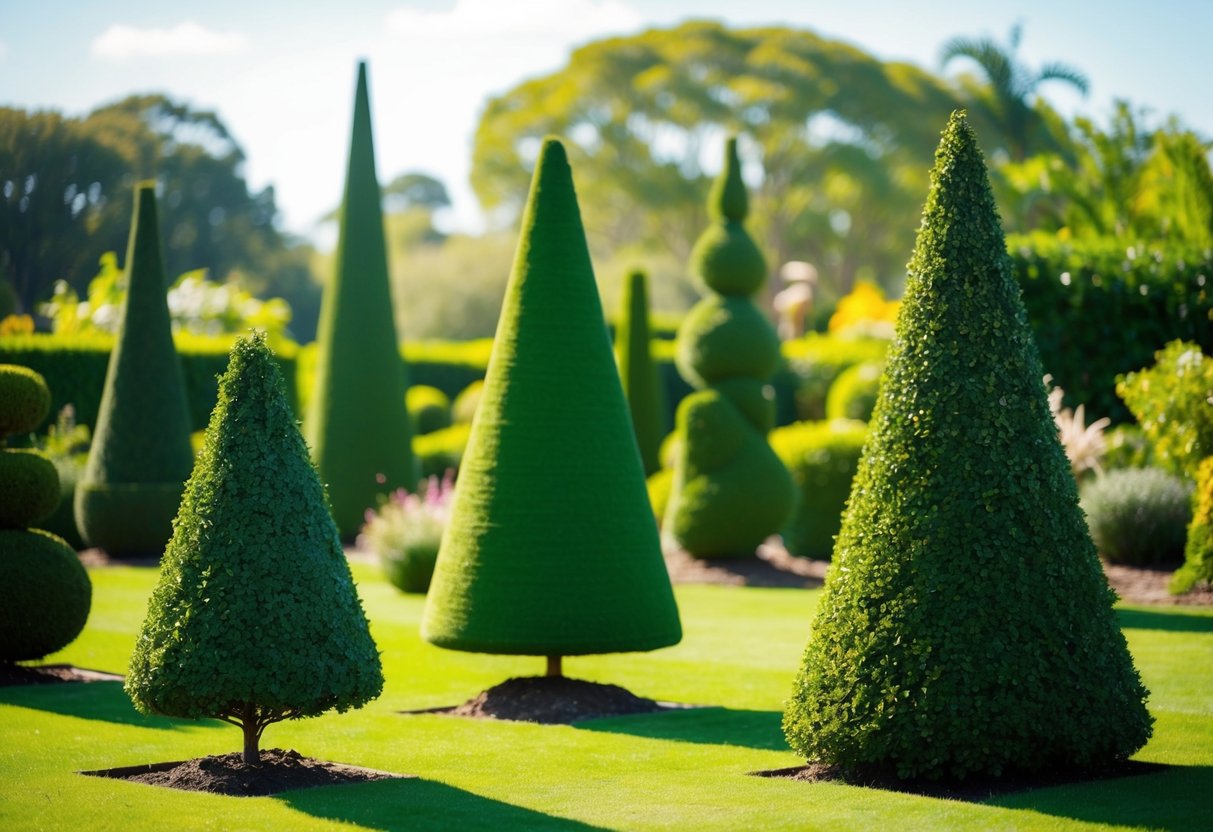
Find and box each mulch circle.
[81,748,404,797]
[409,675,690,724]
[751,758,1168,801]
[0,663,123,687]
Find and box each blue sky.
[4,0,1211,240]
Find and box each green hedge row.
[0,334,299,434]
[1010,234,1213,422]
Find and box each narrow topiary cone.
[665,137,794,558]
[421,139,681,665]
[615,269,665,477]
[127,334,382,764]
[75,183,195,557]
[306,60,416,539]
[783,112,1152,781]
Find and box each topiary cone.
[127,333,382,763]
[421,139,681,661]
[305,60,417,539]
[75,184,195,557]
[783,112,1152,781]
[615,269,665,477]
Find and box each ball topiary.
[1080,467,1192,565]
[126,333,383,763]
[783,112,1151,781]
[0,364,51,436]
[0,450,60,529]
[0,528,92,661]
[452,380,485,424]
[664,137,794,559]
[615,269,666,477]
[305,61,417,539]
[770,419,867,560]
[407,385,452,436]
[75,184,195,557]
[825,362,884,423]
[1172,456,1213,593]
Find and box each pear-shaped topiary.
[126,333,383,764]
[1172,456,1213,594]
[305,60,417,539]
[615,269,666,477]
[664,137,794,558]
[74,184,195,557]
[421,139,681,676]
[783,112,1152,781]
[0,365,91,663]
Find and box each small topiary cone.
[615,269,666,477]
[421,139,681,663]
[75,184,195,557]
[306,60,417,539]
[783,112,1152,780]
[127,333,382,763]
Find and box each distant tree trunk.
[546,654,563,678]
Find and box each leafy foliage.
[782,334,890,421]
[126,334,382,758]
[0,528,91,662]
[615,270,666,476]
[305,62,417,539]
[1080,468,1193,566]
[75,185,195,557]
[784,112,1151,780]
[1173,457,1213,593]
[1117,341,1213,480]
[421,139,681,660]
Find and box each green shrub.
[405,339,491,398]
[0,364,51,436]
[646,467,674,522]
[0,528,92,661]
[1116,340,1213,480]
[782,334,890,421]
[616,269,666,476]
[407,385,452,436]
[304,62,417,539]
[43,455,85,549]
[414,423,470,480]
[825,362,884,422]
[1011,234,1213,423]
[359,474,453,594]
[1102,423,1156,472]
[421,139,681,665]
[126,334,383,763]
[451,379,485,424]
[665,138,794,559]
[770,420,867,559]
[1080,467,1193,565]
[784,112,1151,781]
[0,450,59,528]
[75,185,195,558]
[1173,456,1213,593]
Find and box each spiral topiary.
[664,137,794,558]
[0,365,91,663]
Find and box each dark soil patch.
[0,663,123,687]
[752,758,1168,801]
[413,676,681,724]
[81,748,403,796]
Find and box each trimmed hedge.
[782,334,890,421]
[1010,233,1213,423]
[825,362,884,423]
[407,385,452,436]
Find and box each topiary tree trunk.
[615,269,665,477]
[783,112,1152,781]
[663,137,794,559]
[305,61,417,539]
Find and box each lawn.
[1,562,1210,831]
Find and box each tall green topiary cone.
[615,269,665,477]
[665,137,794,558]
[306,60,416,539]
[783,112,1152,781]
[421,139,681,668]
[127,334,382,764]
[75,184,195,557]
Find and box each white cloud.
[91,21,249,61]
[386,0,642,41]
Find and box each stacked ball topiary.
[0,365,91,663]
[664,137,794,558]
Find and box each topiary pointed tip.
[537,136,570,171]
[709,136,748,222]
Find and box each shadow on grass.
[1116,608,1213,633]
[988,763,1210,831]
[576,707,787,751]
[281,776,610,831]
[0,680,203,731]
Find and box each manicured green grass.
[1,563,1210,830]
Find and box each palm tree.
[941,23,1089,161]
